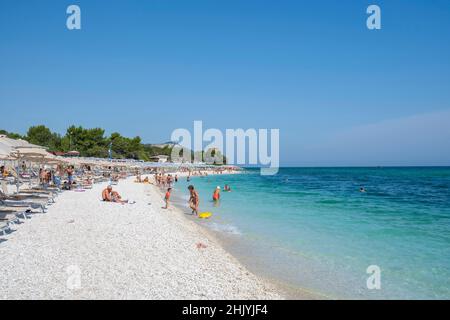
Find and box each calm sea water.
[171,167,450,299]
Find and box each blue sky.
[1,0,449,166]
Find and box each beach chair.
[15,190,57,203]
[0,206,30,221]
[0,219,14,236]
[80,176,93,189]
[1,181,57,204]
[1,187,51,209]
[1,211,17,234]
[0,197,46,214]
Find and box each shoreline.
[155,172,324,300]
[0,175,281,299]
[149,175,286,299]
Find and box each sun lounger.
[1,199,45,214]
[1,199,47,212]
[2,180,55,193]
[0,218,16,235]
[1,181,57,203]
[0,206,31,221]
[1,189,52,208]
[13,190,57,202]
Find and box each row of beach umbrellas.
[0,135,63,163]
[1,135,241,171]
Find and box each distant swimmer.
[213,186,221,202]
[360,187,366,193]
[224,184,231,192]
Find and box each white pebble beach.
[0,177,282,300]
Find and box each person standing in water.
[188,185,199,215]
[213,186,221,202]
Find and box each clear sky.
[1,0,449,166]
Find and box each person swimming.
[224,184,231,192]
[360,187,366,193]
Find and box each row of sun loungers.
[0,180,59,236]
[0,171,66,236]
[0,169,133,239]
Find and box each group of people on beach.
[155,173,177,188]
[102,167,235,214]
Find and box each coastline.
[160,172,324,300]
[0,175,281,299]
[149,172,288,299]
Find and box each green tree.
[0,129,24,140]
[26,125,62,151]
[3,125,226,163]
[65,126,107,157]
[109,133,148,160]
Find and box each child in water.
[213,186,221,201]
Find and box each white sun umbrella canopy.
[0,141,14,160]
[12,146,51,159]
[0,135,43,149]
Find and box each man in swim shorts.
[102,185,128,204]
[102,185,113,201]
[188,185,199,215]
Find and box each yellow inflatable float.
[198,212,212,219]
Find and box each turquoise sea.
[171,167,450,299]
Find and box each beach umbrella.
[0,142,14,160]
[0,135,43,149]
[12,147,50,158]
